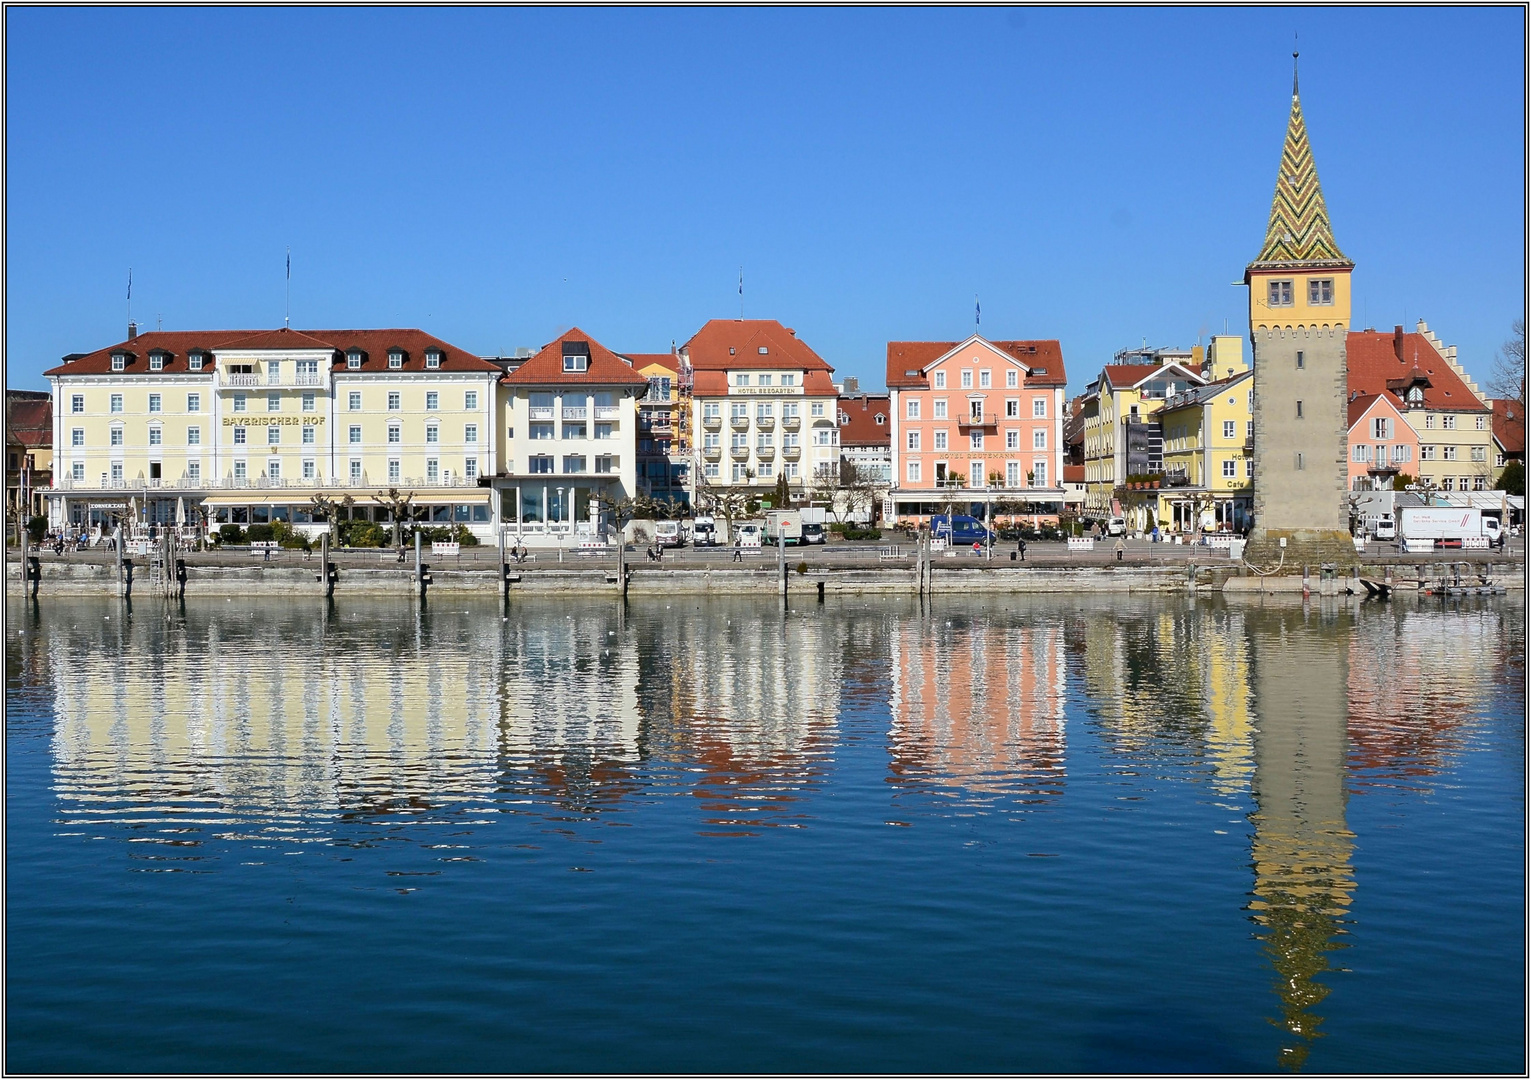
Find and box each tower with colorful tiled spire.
[1243,54,1359,569]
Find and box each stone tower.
[1243,56,1358,570]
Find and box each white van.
[735,522,763,549]
[655,520,685,548]
[1372,514,1396,541]
[1106,516,1127,537]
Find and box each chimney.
[1393,325,1404,362]
[844,375,859,394]
[128,321,138,341]
[786,328,796,336]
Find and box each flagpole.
[285,247,291,328]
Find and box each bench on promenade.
[250,541,280,556]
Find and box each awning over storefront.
[200,491,490,508]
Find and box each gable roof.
[44,327,501,376]
[1493,398,1525,456]
[1099,361,1204,393]
[839,394,891,447]
[502,327,648,387]
[1345,392,1413,432]
[681,319,833,372]
[6,396,52,448]
[1346,328,1487,412]
[620,352,678,375]
[885,338,1067,388]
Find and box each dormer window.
[758,346,769,355]
[347,349,364,370]
[149,352,166,371]
[425,348,442,370]
[563,353,589,373]
[388,349,405,370]
[874,413,885,425]
[111,353,126,372]
[187,351,205,372]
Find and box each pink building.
[1346,392,1419,491]
[886,335,1068,523]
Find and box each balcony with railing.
[755,444,776,459]
[702,444,721,459]
[729,443,750,458]
[781,414,800,430]
[594,405,620,421]
[755,415,775,429]
[782,444,801,459]
[957,412,998,430]
[562,406,587,421]
[730,414,750,429]
[702,414,722,429]
[529,406,556,420]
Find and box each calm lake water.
[6,591,1524,1073]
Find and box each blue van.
[931,515,994,545]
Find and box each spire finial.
[1293,36,1299,97]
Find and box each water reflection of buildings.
[1076,604,1255,794]
[1245,603,1356,1071]
[43,598,855,842]
[1346,605,1504,786]
[630,602,845,834]
[888,611,1066,803]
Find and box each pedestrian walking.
[1114,538,1125,562]
[1018,537,1027,561]
[732,537,743,563]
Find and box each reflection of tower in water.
[1246,603,1356,1071]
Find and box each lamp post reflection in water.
[1246,602,1356,1071]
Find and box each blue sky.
[6,6,1524,395]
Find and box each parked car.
[801,522,826,545]
[931,515,994,545]
[1106,516,1128,536]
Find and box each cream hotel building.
[46,326,505,537]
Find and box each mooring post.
[778,529,786,597]
[415,529,429,602]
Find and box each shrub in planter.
[247,523,275,544]
[453,524,480,546]
[219,524,247,545]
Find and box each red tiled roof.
[690,371,729,396]
[6,397,52,448]
[839,395,891,447]
[1100,363,1166,387]
[1346,329,1487,412]
[885,338,1067,388]
[503,327,648,387]
[43,327,501,376]
[682,319,834,372]
[1063,464,1085,485]
[621,352,679,374]
[1493,398,1525,456]
[1348,393,1378,429]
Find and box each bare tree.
[839,461,880,525]
[694,475,752,541]
[306,492,352,545]
[807,462,843,522]
[1488,318,1526,408]
[374,487,417,547]
[589,490,649,544]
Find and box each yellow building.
[46,326,503,538]
[1155,336,1254,533]
[1080,351,1206,522]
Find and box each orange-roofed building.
[885,334,1069,525]
[1491,398,1523,482]
[679,319,840,498]
[1345,320,1494,493]
[494,327,649,539]
[1345,392,1419,492]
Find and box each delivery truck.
[1398,506,1502,551]
[763,510,803,546]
